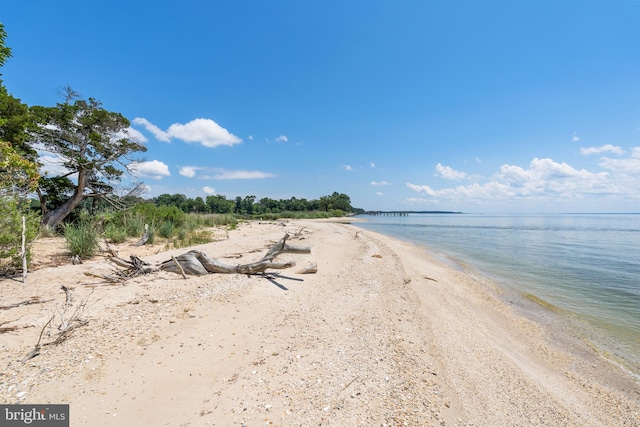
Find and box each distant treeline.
[148,191,364,215]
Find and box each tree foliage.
[150,191,357,215]
[0,23,11,68]
[0,140,39,197]
[30,90,147,227]
[0,24,39,197]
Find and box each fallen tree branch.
[0,319,32,334]
[22,287,93,362]
[106,254,156,280]
[0,297,53,310]
[159,233,311,276]
[171,255,187,279]
[22,316,54,363]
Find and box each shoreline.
[353,216,640,380]
[1,219,638,425]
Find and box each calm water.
[355,213,640,375]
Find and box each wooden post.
[21,216,27,283]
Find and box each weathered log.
[159,233,311,276]
[135,224,149,246]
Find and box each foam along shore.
[1,219,638,426]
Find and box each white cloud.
[129,160,170,180]
[275,135,288,142]
[341,164,352,171]
[404,197,441,206]
[39,154,72,177]
[178,166,276,180]
[204,169,276,180]
[407,157,622,203]
[376,192,384,196]
[248,135,254,140]
[179,166,200,178]
[202,186,216,195]
[370,162,376,168]
[580,144,624,156]
[132,118,171,142]
[370,180,391,186]
[133,117,241,148]
[572,132,580,142]
[116,126,148,143]
[598,146,640,173]
[168,118,242,147]
[435,163,466,180]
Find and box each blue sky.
[2,1,640,213]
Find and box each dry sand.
[1,219,639,426]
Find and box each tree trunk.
[42,170,89,227]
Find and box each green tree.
[317,195,330,212]
[0,85,35,160]
[0,140,39,197]
[0,23,41,274]
[328,192,352,212]
[192,196,209,213]
[30,89,147,227]
[206,194,234,213]
[0,23,11,68]
[0,23,38,196]
[242,195,256,215]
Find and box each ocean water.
[354,213,640,376]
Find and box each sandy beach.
[1,219,639,426]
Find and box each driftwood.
[296,262,318,274]
[0,296,53,310]
[159,233,311,276]
[171,255,187,279]
[135,224,149,246]
[22,286,92,362]
[21,216,27,283]
[101,255,155,282]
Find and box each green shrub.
[158,220,174,238]
[132,203,185,227]
[186,230,212,246]
[107,204,186,237]
[0,197,40,273]
[126,215,146,237]
[185,214,201,231]
[64,221,99,258]
[173,230,212,249]
[211,214,239,228]
[104,223,127,243]
[146,225,155,244]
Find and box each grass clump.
[104,223,128,243]
[173,230,213,249]
[126,215,146,237]
[64,221,100,258]
[158,220,174,238]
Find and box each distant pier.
[359,211,463,216]
[362,211,409,216]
